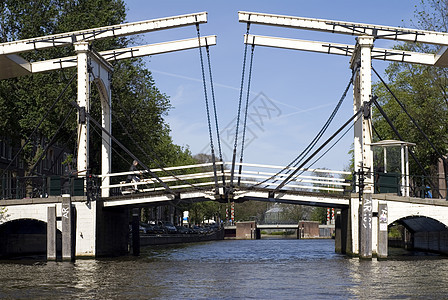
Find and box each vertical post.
[231,201,235,224]
[335,212,342,253]
[377,203,388,259]
[405,145,410,197]
[62,196,74,261]
[401,144,405,196]
[352,71,362,193]
[47,206,57,261]
[74,42,90,179]
[351,36,374,259]
[383,147,387,173]
[99,73,112,198]
[132,208,140,256]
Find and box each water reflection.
[1,240,448,299]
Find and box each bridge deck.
[1,188,446,210]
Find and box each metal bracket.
[79,107,87,124]
[363,101,371,119]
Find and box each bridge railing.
[0,174,92,199]
[407,174,447,199]
[228,162,352,193]
[101,161,353,196]
[101,162,226,196]
[1,175,47,199]
[372,172,447,199]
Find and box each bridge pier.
[343,197,389,258]
[131,208,140,256]
[377,203,388,259]
[347,197,359,256]
[335,212,342,252]
[335,208,351,255]
[47,206,57,260]
[62,196,75,261]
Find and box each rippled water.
[1,239,448,299]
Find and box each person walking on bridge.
[126,160,141,191]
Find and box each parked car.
[159,221,177,234]
[192,225,207,234]
[175,225,190,234]
[139,222,151,234]
[152,224,167,234]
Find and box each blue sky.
[124,0,419,171]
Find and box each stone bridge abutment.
[0,196,130,258]
[335,194,448,258]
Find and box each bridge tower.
[239,11,448,258]
[0,12,216,258]
[350,36,374,258]
[74,42,113,197]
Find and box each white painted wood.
[0,12,208,55]
[244,35,439,66]
[239,11,448,46]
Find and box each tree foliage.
[234,200,268,222]
[372,0,448,177]
[310,207,327,224]
[0,0,193,176]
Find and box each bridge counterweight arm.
[239,11,448,46]
[5,36,216,77]
[0,12,208,55]
[244,34,443,67]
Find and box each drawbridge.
[1,11,448,260]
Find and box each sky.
[123,0,421,172]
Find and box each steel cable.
[250,74,353,189]
[196,23,219,192]
[238,43,255,186]
[230,21,251,188]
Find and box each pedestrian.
[126,160,140,191]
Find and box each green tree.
[0,207,8,222]
[281,204,311,223]
[188,201,225,225]
[234,200,268,222]
[0,0,194,179]
[372,0,448,180]
[310,207,327,224]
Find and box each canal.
[1,239,448,299]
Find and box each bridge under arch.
[389,216,448,254]
[0,218,62,258]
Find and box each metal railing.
[5,163,444,201]
[371,171,447,199]
[100,161,353,196]
[0,175,100,200]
